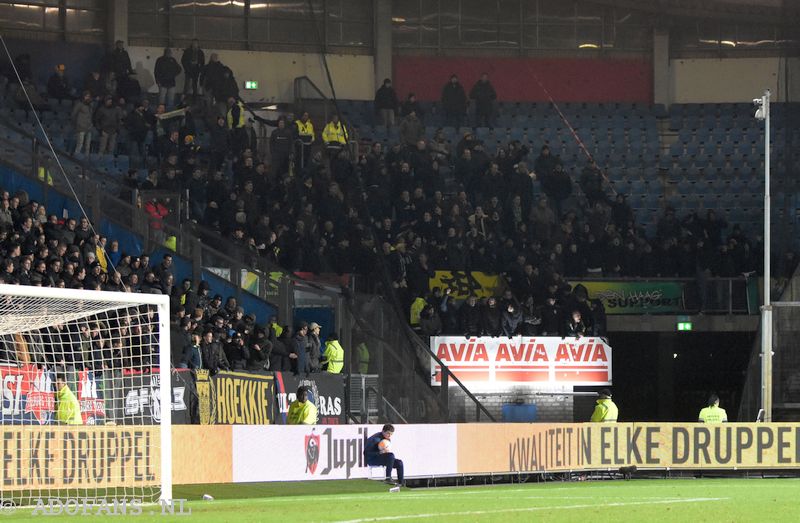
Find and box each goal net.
[0,284,171,505]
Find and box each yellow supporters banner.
[457,423,800,473]
[196,370,275,425]
[0,426,159,491]
[429,271,502,299]
[240,270,260,295]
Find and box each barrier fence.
[4,422,800,489]
[0,365,346,427]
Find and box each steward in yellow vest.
[226,98,246,129]
[324,335,345,374]
[322,114,347,145]
[295,112,315,144]
[698,394,728,423]
[590,389,618,422]
[287,387,318,425]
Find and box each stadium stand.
[0,42,797,343]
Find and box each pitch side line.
[334,497,730,523]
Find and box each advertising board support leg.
[440,371,449,421]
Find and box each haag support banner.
[571,280,686,314]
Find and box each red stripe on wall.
[393,56,652,103]
[554,371,610,382]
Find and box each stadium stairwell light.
[754,89,772,422]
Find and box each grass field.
[2,477,799,522]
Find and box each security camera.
[755,107,766,120]
[753,98,763,106]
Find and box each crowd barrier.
[4,422,800,490]
[0,365,347,427]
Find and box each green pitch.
[3,477,799,522]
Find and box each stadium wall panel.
[392,56,653,103]
[671,57,784,103]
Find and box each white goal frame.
[0,283,172,502]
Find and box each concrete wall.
[127,46,375,103]
[449,387,575,423]
[670,57,782,103]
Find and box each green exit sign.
[677,321,693,331]
[244,80,259,90]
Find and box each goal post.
[0,283,172,504]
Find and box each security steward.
[322,113,347,150]
[226,96,247,156]
[294,111,315,167]
[698,393,728,423]
[590,388,618,422]
[287,386,318,425]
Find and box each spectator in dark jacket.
[400,92,423,121]
[47,64,74,101]
[126,102,151,159]
[201,329,230,374]
[566,310,587,338]
[154,48,182,109]
[441,75,467,128]
[482,297,502,336]
[225,332,250,370]
[71,91,94,155]
[307,322,322,372]
[180,332,203,369]
[84,71,105,100]
[501,302,523,337]
[181,39,205,98]
[93,96,124,155]
[202,53,226,104]
[374,78,399,128]
[539,295,563,336]
[269,326,292,371]
[108,40,133,79]
[458,295,482,336]
[419,305,442,337]
[469,73,497,127]
[399,111,424,148]
[292,322,310,375]
[270,117,294,176]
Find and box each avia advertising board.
[431,336,611,391]
[230,424,457,482]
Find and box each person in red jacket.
[144,197,169,245]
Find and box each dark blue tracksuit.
[364,432,404,483]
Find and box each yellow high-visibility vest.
[296,119,314,141]
[322,121,347,144]
[226,101,246,129]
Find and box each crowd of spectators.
[0,184,346,376]
[4,43,797,345]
